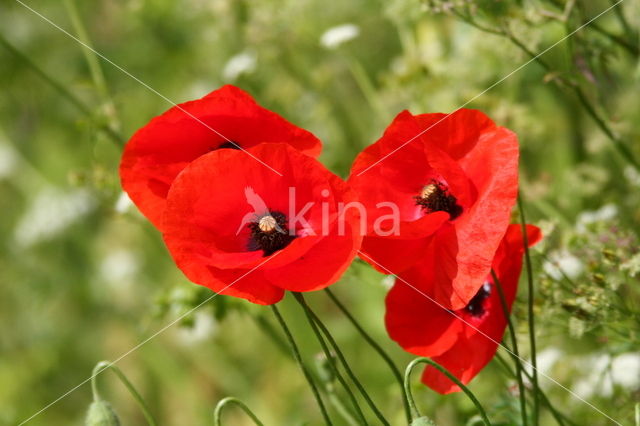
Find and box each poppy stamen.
[248,211,295,256]
[415,180,463,219]
[464,281,491,317]
[216,140,242,150]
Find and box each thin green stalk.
[589,22,639,55]
[517,196,539,426]
[294,293,390,426]
[404,358,492,425]
[545,0,637,55]
[0,35,124,146]
[344,57,390,122]
[491,270,528,426]
[91,361,158,426]
[213,397,264,426]
[501,25,640,172]
[609,0,634,42]
[63,0,122,133]
[457,15,640,172]
[326,390,360,426]
[270,304,333,426]
[494,353,571,426]
[293,293,368,425]
[570,85,640,171]
[252,314,290,356]
[324,288,412,424]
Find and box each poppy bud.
[85,400,120,426]
[411,416,436,426]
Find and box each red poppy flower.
[385,224,541,394]
[348,109,519,309]
[120,85,322,228]
[161,143,362,305]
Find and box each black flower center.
[415,181,462,219]
[248,211,295,256]
[216,140,242,150]
[464,281,491,317]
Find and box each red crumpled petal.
[350,108,519,310]
[120,85,322,228]
[162,143,361,304]
[415,224,541,393]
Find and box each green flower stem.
[0,35,124,146]
[252,314,291,356]
[453,9,640,172]
[589,21,639,56]
[292,293,368,425]
[404,358,492,425]
[501,24,640,173]
[293,293,390,426]
[494,353,574,426]
[253,312,360,426]
[324,288,412,424]
[270,304,333,426]
[344,57,391,123]
[608,0,635,42]
[213,397,264,426]
[491,270,528,426]
[63,0,123,135]
[518,195,540,426]
[326,389,361,426]
[91,361,158,426]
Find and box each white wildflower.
[176,311,217,345]
[14,188,96,247]
[0,143,17,179]
[624,166,640,187]
[611,353,640,389]
[99,249,138,287]
[222,52,257,82]
[576,204,618,233]
[320,24,360,49]
[381,275,395,289]
[543,250,584,280]
[114,191,134,214]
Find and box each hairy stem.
[293,293,368,425]
[270,304,333,425]
[293,293,390,426]
[324,288,411,424]
[518,196,539,426]
[491,270,528,426]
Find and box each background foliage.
[1,0,638,424]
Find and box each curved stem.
[294,293,390,426]
[518,196,539,426]
[404,358,492,425]
[213,397,264,426]
[91,361,158,426]
[402,359,422,419]
[270,304,333,426]
[293,293,368,424]
[491,270,528,426]
[324,288,412,424]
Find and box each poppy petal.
[120,85,322,228]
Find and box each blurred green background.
[1,0,639,425]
